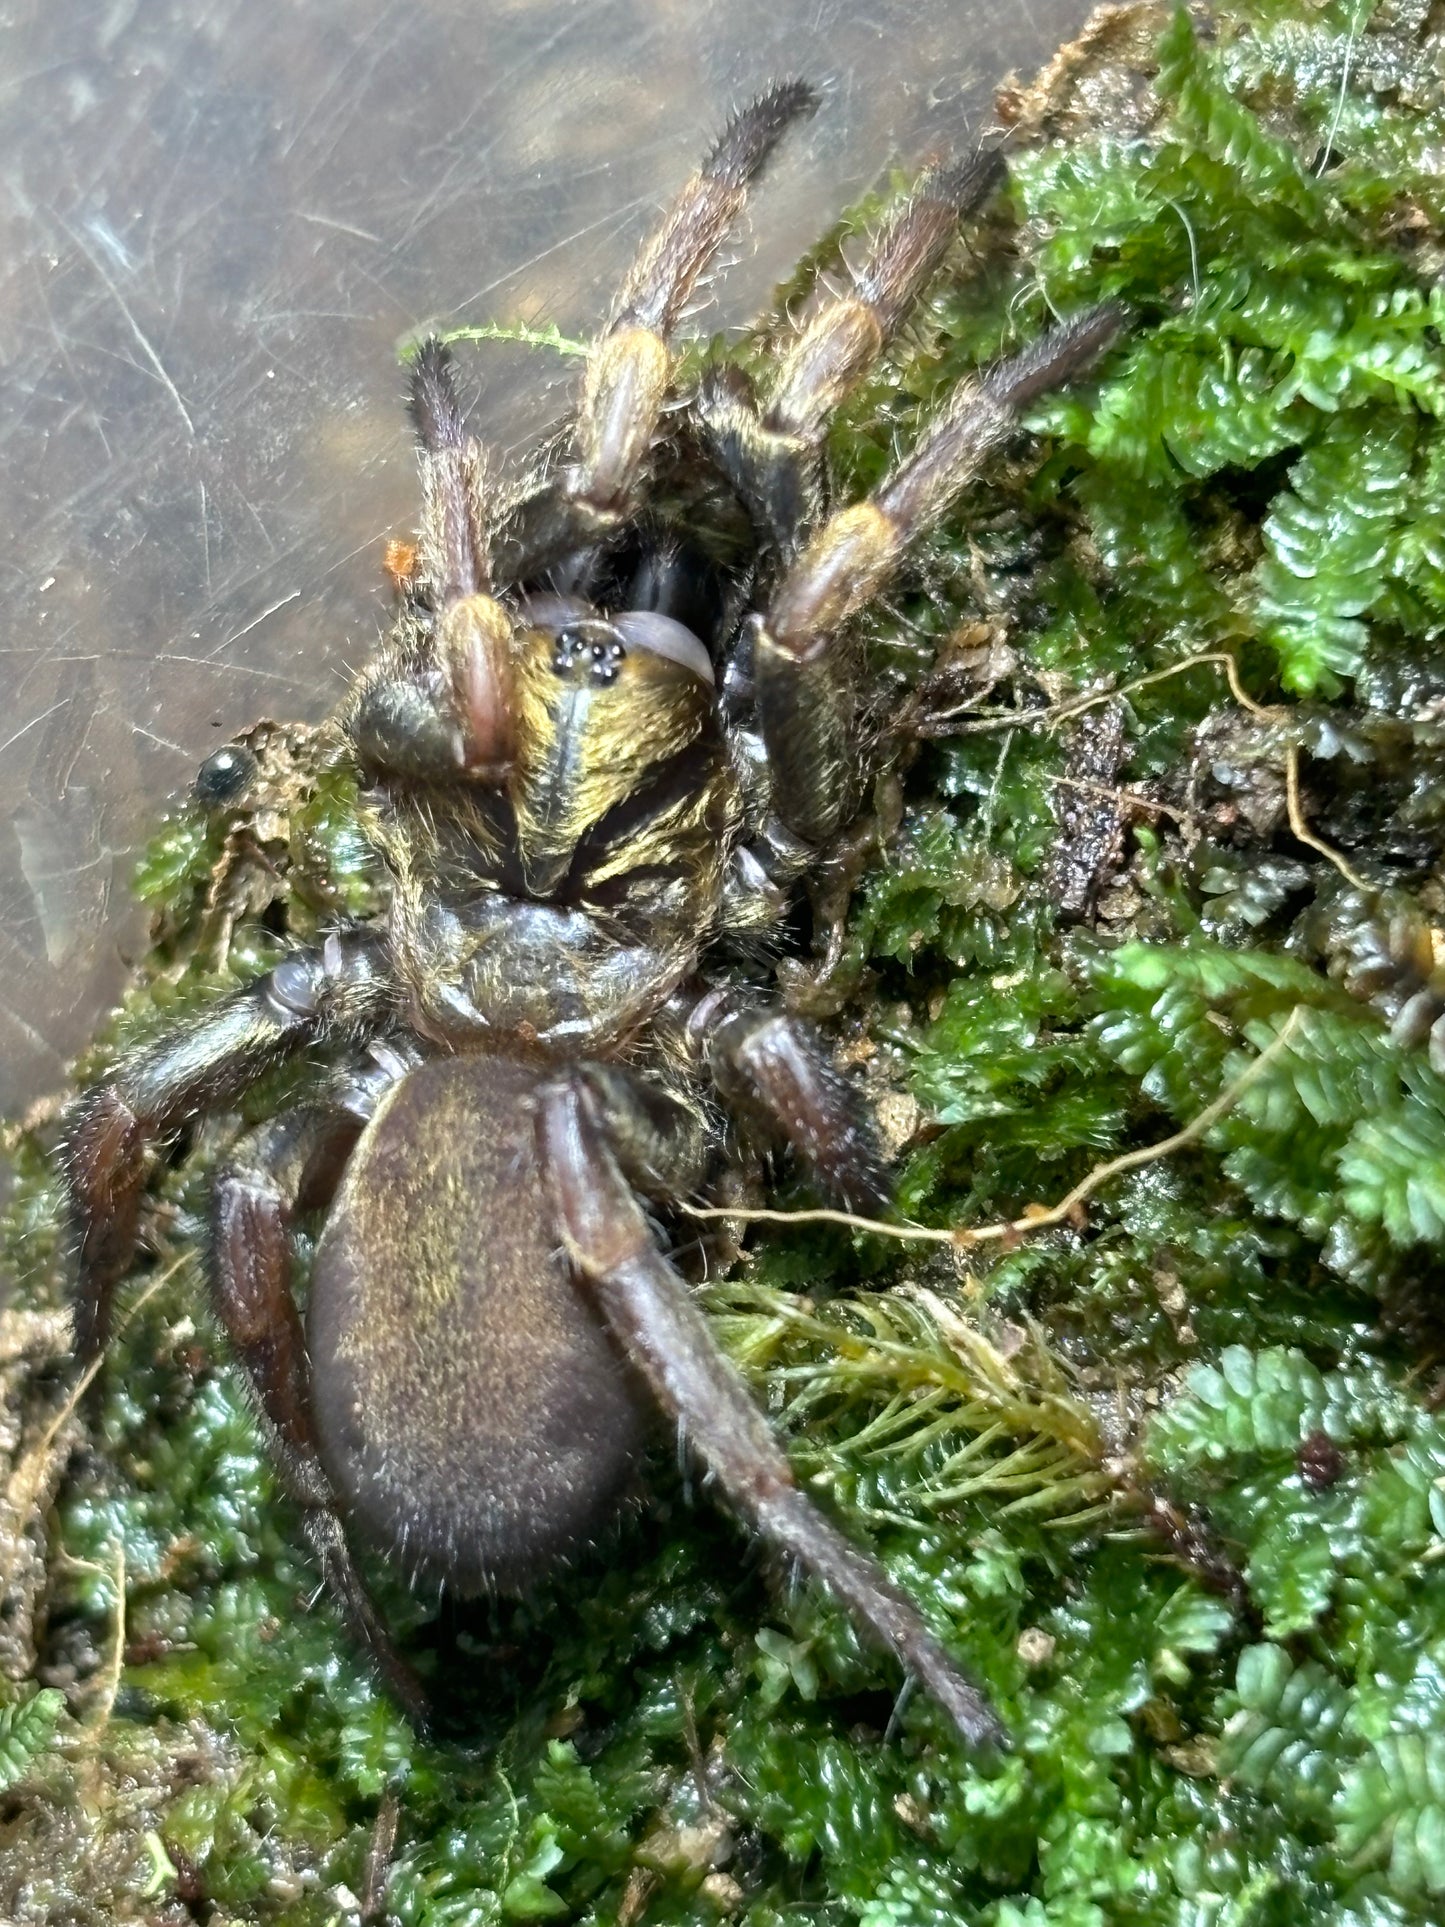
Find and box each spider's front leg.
[500,80,819,576]
[536,1072,1006,1751]
[212,1098,428,1723]
[680,987,889,1213]
[64,933,389,1360]
[342,340,517,784]
[700,144,1006,561]
[753,303,1125,845]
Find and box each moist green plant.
[5,2,1445,1920]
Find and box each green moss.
[7,1,1445,1920]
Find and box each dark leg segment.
[408,337,489,605]
[610,81,818,341]
[692,991,888,1213]
[769,149,1005,439]
[578,1065,711,1205]
[504,82,818,573]
[343,342,517,783]
[537,1075,1005,1751]
[212,1103,428,1723]
[700,146,1005,557]
[211,1107,359,1467]
[64,935,389,1361]
[753,303,1124,843]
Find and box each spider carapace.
[64,80,1120,1750]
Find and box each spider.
[62,81,1119,1751]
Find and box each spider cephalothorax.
[64,82,1119,1749]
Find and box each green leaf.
[1252,414,1418,693]
[0,1688,63,1791]
[1336,1734,1445,1895]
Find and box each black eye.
[195,744,259,806]
[552,620,627,685]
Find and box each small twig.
[926,646,1273,738]
[680,1011,1303,1250]
[361,1784,402,1925]
[400,319,590,361]
[96,1537,127,1729]
[54,1536,128,1735]
[8,1263,183,1526]
[1048,772,1184,823]
[1284,742,1371,892]
[935,649,1369,894]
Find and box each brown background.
[0,0,1095,1115]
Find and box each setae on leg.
[342,341,519,785]
[63,934,389,1361]
[700,144,1006,561]
[212,1103,429,1724]
[501,80,819,574]
[690,989,890,1214]
[753,303,1125,845]
[536,1071,1006,1752]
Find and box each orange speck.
[383,539,421,591]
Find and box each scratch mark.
[454,197,653,315]
[0,697,69,759]
[0,998,55,1059]
[131,653,311,688]
[82,212,136,276]
[217,589,301,652]
[131,723,194,757]
[198,480,212,591]
[60,215,196,437]
[240,494,277,553]
[297,209,382,244]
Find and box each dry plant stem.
[681,1009,1305,1247]
[1284,742,1371,892]
[50,1535,128,1735]
[1048,772,1184,823]
[932,646,1272,736]
[7,1265,178,1534]
[939,650,1370,900]
[93,1537,127,1732]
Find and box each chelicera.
[64,82,1118,1749]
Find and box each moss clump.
[6,2,1445,1919]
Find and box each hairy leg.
[64,934,389,1361]
[342,342,517,783]
[577,1063,711,1204]
[212,1101,428,1723]
[753,303,1124,843]
[700,145,1006,558]
[684,989,888,1213]
[536,1072,1005,1751]
[501,81,819,575]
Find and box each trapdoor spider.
[64,82,1119,1749]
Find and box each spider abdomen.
[308,1054,649,1594]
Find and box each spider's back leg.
[211,1099,431,1723]
[63,934,390,1360]
[537,1070,1007,1752]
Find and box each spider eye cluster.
[551,622,626,685]
[540,609,716,689]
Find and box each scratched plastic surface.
[0,0,1095,1115]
